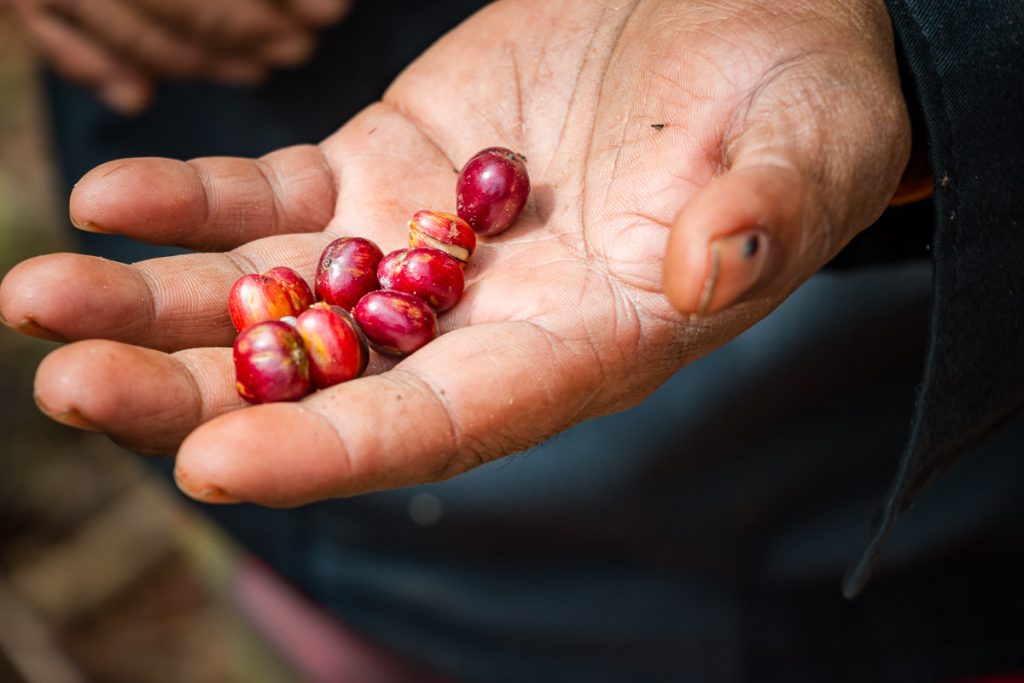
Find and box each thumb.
[663,54,911,316]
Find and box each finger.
[4,104,456,350]
[663,164,814,315]
[69,146,337,249]
[246,27,316,69]
[13,142,346,343]
[0,232,330,350]
[43,0,207,79]
[132,0,311,64]
[173,320,605,506]
[17,8,152,114]
[30,337,397,454]
[663,55,910,315]
[282,0,351,27]
[204,56,270,86]
[32,341,241,455]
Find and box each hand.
[8,0,352,114]
[0,0,910,505]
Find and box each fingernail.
[11,316,69,343]
[70,216,111,234]
[99,81,150,116]
[174,469,241,504]
[54,408,103,432]
[32,393,103,432]
[697,230,769,314]
[193,487,243,504]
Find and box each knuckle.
[389,370,490,482]
[431,445,488,483]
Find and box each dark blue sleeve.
[845,0,1024,596]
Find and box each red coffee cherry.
[377,248,465,312]
[228,266,314,332]
[233,320,312,404]
[315,237,384,311]
[456,147,530,237]
[294,303,369,389]
[376,249,404,290]
[408,210,476,264]
[352,290,438,358]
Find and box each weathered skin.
[457,147,531,236]
[377,248,464,312]
[352,290,438,357]
[4,0,912,504]
[408,210,475,264]
[233,320,312,404]
[228,266,314,332]
[315,237,384,311]
[295,303,369,388]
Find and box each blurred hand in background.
[7,0,352,114]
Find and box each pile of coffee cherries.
[230,147,531,404]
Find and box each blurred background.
[0,11,305,683]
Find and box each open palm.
[0,0,909,505]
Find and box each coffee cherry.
[234,320,312,404]
[376,249,403,290]
[294,303,369,388]
[377,248,464,312]
[408,210,475,264]
[456,147,530,236]
[229,266,314,332]
[352,290,438,357]
[315,237,384,311]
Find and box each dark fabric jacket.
[844,0,1024,596]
